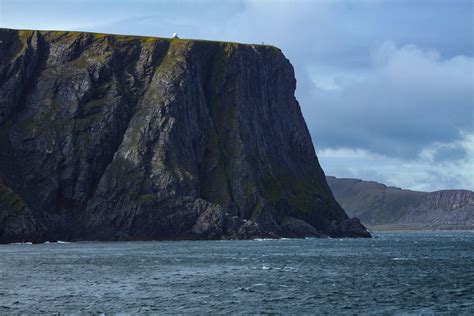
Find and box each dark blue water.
[1,231,473,314]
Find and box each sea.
[0,231,473,314]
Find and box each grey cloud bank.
[310,42,473,157]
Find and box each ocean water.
[0,231,473,314]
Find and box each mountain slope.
[327,176,474,228]
[0,28,369,243]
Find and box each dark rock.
[279,217,327,238]
[192,203,225,239]
[0,28,370,243]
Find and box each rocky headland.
[0,28,369,243]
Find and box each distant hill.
[326,176,474,229]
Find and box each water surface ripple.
[0,231,473,313]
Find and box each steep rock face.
[0,29,369,243]
[398,190,474,226]
[327,176,474,228]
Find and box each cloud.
[307,42,474,159]
[318,132,474,192]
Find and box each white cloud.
[308,42,474,160]
[318,133,474,191]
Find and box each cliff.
[397,190,474,226]
[0,28,369,243]
[327,176,474,228]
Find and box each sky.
[1,0,473,191]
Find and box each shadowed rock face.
[327,176,474,227]
[0,28,369,243]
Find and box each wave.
[253,237,292,241]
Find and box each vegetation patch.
[138,194,156,205]
[0,181,25,211]
[200,129,230,206]
[260,166,331,215]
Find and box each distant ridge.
[326,176,474,229]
